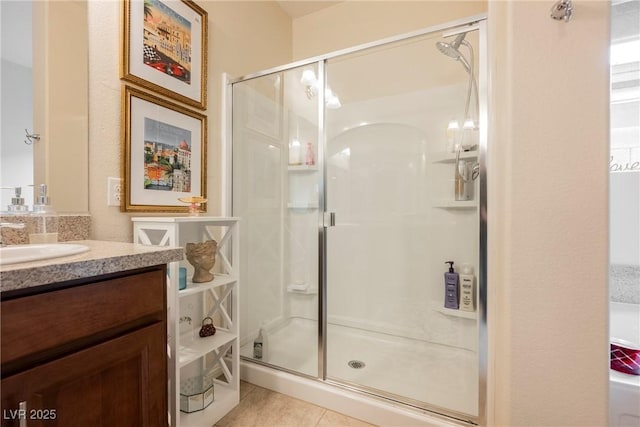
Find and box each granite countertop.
[0,240,184,293]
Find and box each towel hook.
[24,129,40,145]
[550,0,573,22]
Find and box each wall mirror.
[0,0,88,214]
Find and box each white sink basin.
[0,243,90,266]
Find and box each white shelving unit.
[132,216,240,427]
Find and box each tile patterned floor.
[214,381,376,427]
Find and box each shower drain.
[347,360,366,369]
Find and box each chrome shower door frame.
[227,13,488,426]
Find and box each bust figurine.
[185,240,217,283]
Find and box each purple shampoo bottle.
[444,261,459,309]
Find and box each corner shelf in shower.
[132,216,240,427]
[286,287,318,295]
[288,164,318,172]
[287,202,319,209]
[435,307,477,320]
[433,200,477,209]
[432,150,478,164]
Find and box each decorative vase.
[185,240,217,283]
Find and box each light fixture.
[300,69,316,86]
[300,68,341,108]
[325,88,341,109]
[463,119,476,130]
[461,119,478,151]
[301,69,318,99]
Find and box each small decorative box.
[180,375,214,413]
[610,340,640,376]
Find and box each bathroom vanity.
[0,241,183,426]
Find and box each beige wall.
[292,1,487,60]
[487,1,610,425]
[87,1,292,242]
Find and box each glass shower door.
[233,64,321,377]
[324,28,481,419]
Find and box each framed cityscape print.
[122,0,208,109]
[122,86,207,212]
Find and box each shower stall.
[230,15,487,425]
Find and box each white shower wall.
[283,81,479,351]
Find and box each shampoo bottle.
[459,264,476,312]
[444,261,459,309]
[253,329,263,359]
[305,142,315,166]
[253,327,267,360]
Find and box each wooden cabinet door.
[1,323,167,427]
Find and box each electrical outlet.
[107,177,123,206]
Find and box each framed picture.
[122,85,207,212]
[122,0,207,109]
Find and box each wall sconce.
[461,118,478,151]
[462,119,476,131]
[300,68,341,109]
[301,69,318,99]
[325,88,341,109]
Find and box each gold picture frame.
[122,85,207,212]
[122,0,208,109]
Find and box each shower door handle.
[323,212,336,227]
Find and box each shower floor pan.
[240,317,477,417]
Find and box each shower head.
[436,30,479,152]
[435,33,466,60]
[436,32,472,73]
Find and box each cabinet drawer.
[1,268,166,367]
